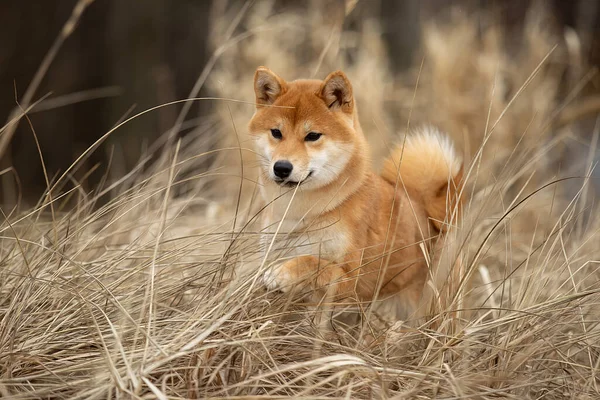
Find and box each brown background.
[1,0,598,207]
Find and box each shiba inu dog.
[248,66,463,319]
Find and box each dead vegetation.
[0,1,599,398]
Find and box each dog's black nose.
[273,160,293,179]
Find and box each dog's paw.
[262,263,296,292]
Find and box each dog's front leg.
[263,255,358,301]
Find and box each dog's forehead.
[277,82,328,127]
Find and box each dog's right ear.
[254,67,287,106]
[319,70,353,114]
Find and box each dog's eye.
[305,132,322,142]
[270,129,282,139]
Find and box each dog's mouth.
[274,171,313,187]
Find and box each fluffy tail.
[381,127,463,232]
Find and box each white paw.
[262,264,293,292]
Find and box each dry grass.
[1,1,600,398]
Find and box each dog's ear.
[319,70,353,114]
[254,67,287,106]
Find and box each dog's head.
[248,67,362,190]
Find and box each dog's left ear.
[319,71,353,114]
[254,67,287,106]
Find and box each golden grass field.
[1,1,600,398]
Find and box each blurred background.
[1,0,600,209]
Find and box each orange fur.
[381,129,464,232]
[248,67,463,319]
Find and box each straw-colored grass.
[1,1,599,398]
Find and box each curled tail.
[381,127,464,232]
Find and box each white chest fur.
[260,207,349,262]
[258,179,353,262]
